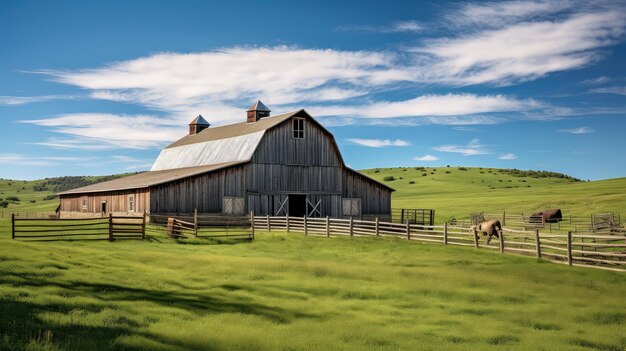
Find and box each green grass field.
[0,230,625,351]
[361,167,626,222]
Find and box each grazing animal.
[530,209,562,224]
[472,219,502,244]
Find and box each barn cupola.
[188,115,210,135]
[247,100,271,123]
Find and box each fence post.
[567,231,572,266]
[499,230,504,253]
[304,216,308,236]
[11,213,15,239]
[443,222,448,245]
[502,210,506,227]
[286,214,290,232]
[142,211,146,240]
[108,213,113,242]
[349,217,354,237]
[375,217,379,236]
[473,227,479,248]
[250,211,255,240]
[535,229,541,259]
[326,216,330,237]
[406,221,410,240]
[266,214,270,232]
[401,209,405,224]
[194,208,198,237]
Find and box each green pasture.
[361,167,626,222]
[0,225,624,351]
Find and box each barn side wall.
[342,169,392,220]
[59,188,150,214]
[149,164,245,214]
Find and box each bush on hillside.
[6,196,20,202]
[383,176,396,182]
[458,167,468,171]
[422,173,428,176]
[44,194,59,200]
[0,201,8,208]
[409,181,415,184]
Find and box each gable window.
[81,198,88,211]
[128,194,135,212]
[293,118,305,139]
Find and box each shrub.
[430,172,434,175]
[0,201,8,208]
[399,177,403,179]
[446,165,450,168]
[422,173,428,176]
[445,171,451,174]
[458,167,468,171]
[403,169,407,172]
[29,200,36,203]
[44,194,59,201]
[480,171,484,174]
[374,169,380,173]
[6,196,20,202]
[409,181,415,184]
[383,176,395,182]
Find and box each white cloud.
[590,86,626,96]
[337,20,423,33]
[560,126,593,134]
[498,153,518,160]
[311,94,543,118]
[434,138,491,156]
[347,138,410,148]
[0,153,88,167]
[579,76,612,85]
[416,9,625,85]
[413,155,439,161]
[0,95,77,106]
[21,113,184,149]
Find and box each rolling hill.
[1,167,624,222]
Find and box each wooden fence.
[11,213,145,241]
[252,215,626,272]
[147,212,253,240]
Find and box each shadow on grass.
[0,271,316,350]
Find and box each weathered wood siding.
[342,169,391,217]
[60,188,150,213]
[149,164,245,214]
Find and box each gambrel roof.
[60,108,393,195]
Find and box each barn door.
[306,198,322,217]
[342,198,361,218]
[274,195,289,216]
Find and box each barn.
[58,101,394,219]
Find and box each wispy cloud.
[579,76,612,85]
[337,20,423,33]
[498,153,518,160]
[21,113,184,149]
[0,95,77,106]
[560,126,593,134]
[0,153,87,167]
[413,155,439,161]
[347,138,410,148]
[434,138,491,156]
[589,86,626,96]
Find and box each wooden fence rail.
[253,214,626,272]
[11,213,146,241]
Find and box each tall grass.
[1,226,624,350]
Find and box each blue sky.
[1,0,626,180]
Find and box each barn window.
[223,197,245,215]
[81,198,88,211]
[128,194,135,212]
[293,118,305,139]
[342,198,361,217]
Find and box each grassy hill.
[361,167,626,222]
[1,167,625,223]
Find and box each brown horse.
[471,219,502,244]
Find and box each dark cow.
[472,219,502,244]
[530,209,562,224]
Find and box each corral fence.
[391,208,435,225]
[11,213,145,241]
[253,214,626,272]
[147,211,253,241]
[458,211,624,234]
